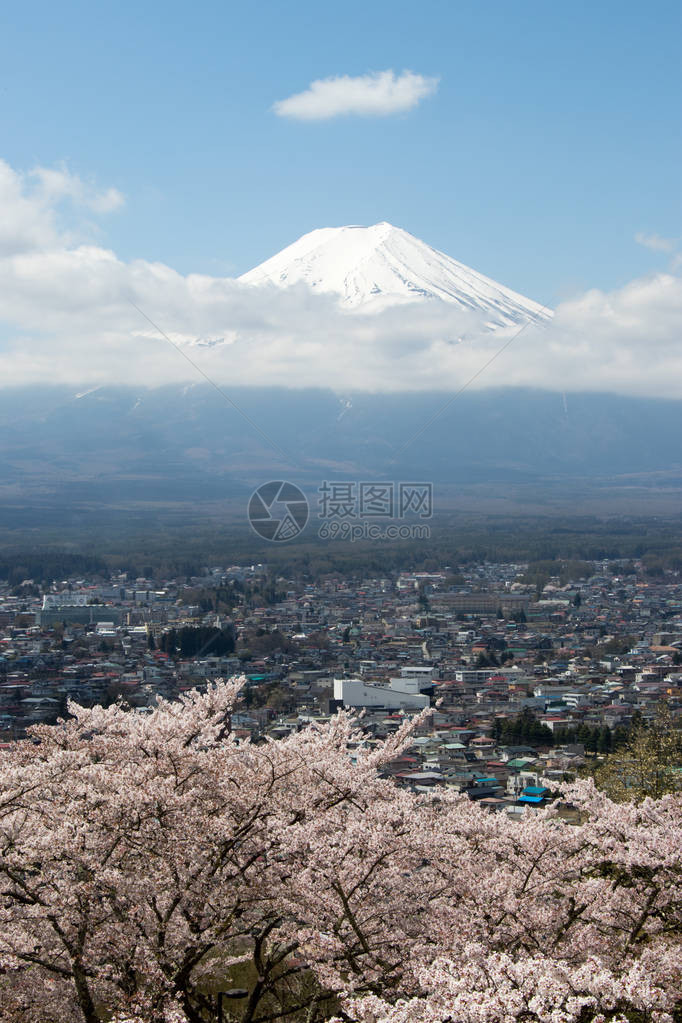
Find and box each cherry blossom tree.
[0,677,680,1023]
[0,678,426,1023]
[341,781,682,1023]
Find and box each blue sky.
[0,0,680,308]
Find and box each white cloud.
[0,159,124,259]
[273,70,439,120]
[1,157,682,400]
[635,231,677,253]
[29,165,125,213]
[0,159,58,257]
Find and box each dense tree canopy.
[158,625,236,658]
[493,708,554,745]
[0,679,680,1023]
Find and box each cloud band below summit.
[1,158,681,399]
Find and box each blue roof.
[519,794,545,804]
[523,786,548,796]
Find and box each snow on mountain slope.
[239,222,551,328]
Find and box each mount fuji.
[239,222,551,329]
[4,225,682,524]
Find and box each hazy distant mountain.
[239,222,551,328]
[2,384,682,525]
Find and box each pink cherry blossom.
[0,678,679,1023]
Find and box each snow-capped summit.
[239,222,550,327]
